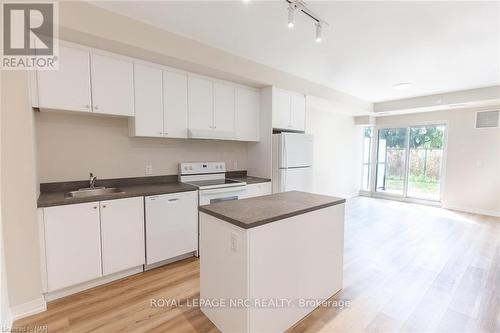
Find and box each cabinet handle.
[168,198,179,202]
[102,205,107,208]
[164,132,168,136]
[84,104,90,109]
[94,105,99,110]
[93,206,97,209]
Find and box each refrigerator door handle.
[283,169,287,192]
[283,134,288,169]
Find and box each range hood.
[188,129,236,140]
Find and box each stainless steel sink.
[65,187,125,199]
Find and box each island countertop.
[199,191,345,229]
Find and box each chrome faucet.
[89,173,97,189]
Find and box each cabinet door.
[44,202,102,292]
[272,88,291,130]
[145,191,198,265]
[133,64,163,137]
[213,82,235,132]
[188,76,213,130]
[100,197,145,275]
[164,71,188,138]
[244,182,272,198]
[90,53,134,116]
[290,94,306,131]
[37,45,92,112]
[235,87,260,141]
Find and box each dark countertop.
[38,175,197,207]
[227,176,271,185]
[199,191,345,229]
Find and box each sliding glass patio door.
[375,125,446,201]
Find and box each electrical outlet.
[230,232,238,252]
[233,161,238,170]
[145,165,153,175]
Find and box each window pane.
[361,127,373,191]
[407,125,445,200]
[376,128,407,195]
[362,164,370,190]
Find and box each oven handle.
[210,196,238,204]
[200,185,247,195]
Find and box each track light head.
[287,5,295,28]
[315,22,322,43]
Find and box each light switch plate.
[230,231,238,252]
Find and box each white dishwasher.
[145,191,198,267]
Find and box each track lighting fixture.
[288,5,295,28]
[284,0,329,42]
[315,22,322,43]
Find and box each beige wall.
[307,106,363,199]
[35,112,248,183]
[0,70,12,327]
[376,107,500,215]
[1,71,42,308]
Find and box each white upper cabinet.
[36,45,92,112]
[188,75,214,130]
[213,82,235,133]
[235,87,260,141]
[272,88,306,132]
[90,53,134,116]
[290,94,306,131]
[34,42,261,141]
[273,88,292,130]
[164,70,188,138]
[133,64,163,137]
[130,66,188,138]
[100,197,145,276]
[43,202,102,292]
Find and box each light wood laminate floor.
[14,197,500,332]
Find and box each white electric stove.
[179,162,247,205]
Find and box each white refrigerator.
[272,133,313,193]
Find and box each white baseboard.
[144,252,196,271]
[1,311,12,331]
[443,205,500,217]
[10,297,46,321]
[44,265,143,302]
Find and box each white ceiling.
[93,1,500,103]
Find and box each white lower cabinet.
[100,197,145,275]
[145,191,198,265]
[42,197,145,293]
[244,182,272,199]
[44,202,102,292]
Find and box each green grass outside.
[382,178,440,198]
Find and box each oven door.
[198,186,247,206]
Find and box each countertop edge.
[199,198,346,229]
[227,177,271,185]
[37,185,198,208]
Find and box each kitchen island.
[199,191,345,333]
